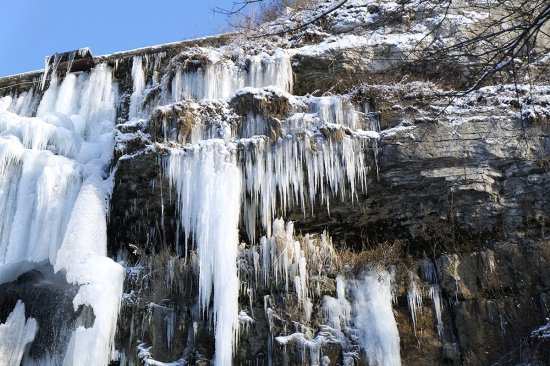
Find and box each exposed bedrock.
[0,264,94,363]
[107,77,550,365]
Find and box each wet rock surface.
[0,264,93,362]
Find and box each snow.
[0,301,38,366]
[293,32,424,58]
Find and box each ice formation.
[306,96,363,130]
[167,141,242,366]
[407,272,423,335]
[241,135,369,240]
[429,285,444,338]
[0,301,38,366]
[353,272,401,366]
[253,219,336,316]
[163,43,376,365]
[276,271,401,366]
[420,259,445,338]
[129,56,146,119]
[169,49,293,102]
[0,64,123,365]
[323,276,351,331]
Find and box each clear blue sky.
[0,0,239,77]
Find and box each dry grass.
[337,240,406,274]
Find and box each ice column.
[129,56,146,119]
[167,140,242,366]
[0,63,123,365]
[353,271,401,366]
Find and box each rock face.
[1,1,549,365]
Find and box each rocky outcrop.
[1,1,549,365]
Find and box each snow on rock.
[137,343,185,366]
[0,301,38,366]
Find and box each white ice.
[167,140,241,366]
[0,301,38,366]
[170,49,293,102]
[352,271,401,366]
[0,63,123,365]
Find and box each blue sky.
[0,0,240,77]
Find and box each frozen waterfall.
[0,63,123,365]
[160,46,380,366]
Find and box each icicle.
[40,55,53,91]
[167,140,241,366]
[0,90,38,117]
[407,272,423,335]
[352,271,401,366]
[40,53,62,91]
[166,309,176,350]
[65,51,77,77]
[429,285,444,338]
[129,56,146,119]
[322,276,351,331]
[241,135,369,241]
[419,259,445,338]
[169,49,293,102]
[0,300,38,366]
[307,96,363,129]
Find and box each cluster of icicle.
[140,44,380,366]
[241,134,369,241]
[273,271,402,366]
[250,219,337,321]
[0,62,123,365]
[406,260,445,338]
[167,141,242,366]
[168,49,293,101]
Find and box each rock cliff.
[0,0,549,365]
